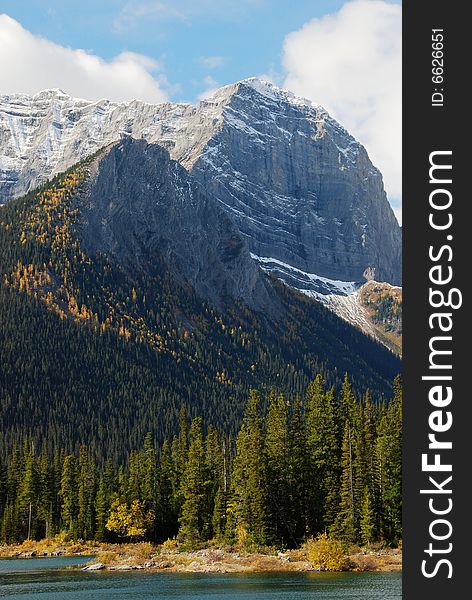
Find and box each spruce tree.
[232,390,268,547]
[179,417,208,544]
[17,442,39,540]
[60,454,78,539]
[287,394,310,544]
[305,376,340,533]
[141,433,158,537]
[331,423,357,542]
[360,486,376,545]
[157,439,177,540]
[265,390,291,546]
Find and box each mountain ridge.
[0,79,401,278]
[0,79,402,347]
[0,140,400,457]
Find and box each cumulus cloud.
[197,76,220,101]
[0,14,168,103]
[282,0,401,220]
[115,0,264,30]
[197,55,225,69]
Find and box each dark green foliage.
[0,171,400,461]
[0,164,402,548]
[0,377,402,547]
[231,390,269,547]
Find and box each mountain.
[0,79,401,295]
[322,281,402,355]
[0,139,400,459]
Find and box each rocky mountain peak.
[76,138,277,313]
[0,79,402,307]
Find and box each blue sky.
[1,0,352,102]
[0,1,402,219]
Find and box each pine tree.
[171,406,189,516]
[360,486,376,545]
[60,454,78,539]
[232,390,269,547]
[157,439,177,540]
[179,417,208,543]
[305,376,340,533]
[37,447,54,539]
[331,423,357,542]
[287,394,310,544]
[127,450,141,503]
[204,425,221,540]
[95,476,109,541]
[77,446,96,540]
[17,442,39,540]
[212,436,230,542]
[265,390,291,546]
[141,433,158,537]
[340,373,356,425]
[376,376,402,543]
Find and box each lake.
[0,557,402,599]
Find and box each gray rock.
[82,562,104,571]
[0,79,401,296]
[77,138,278,313]
[192,81,401,286]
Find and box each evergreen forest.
[0,375,402,548]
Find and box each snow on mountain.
[0,79,402,343]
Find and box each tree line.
[1,160,401,462]
[0,374,401,548]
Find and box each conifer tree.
[141,433,158,537]
[17,442,39,539]
[204,425,221,540]
[37,448,54,539]
[265,390,291,546]
[127,450,141,503]
[171,406,189,516]
[376,376,402,543]
[179,417,208,543]
[287,394,310,544]
[60,454,78,539]
[360,486,376,545]
[232,390,268,547]
[212,436,231,542]
[331,423,357,542]
[95,476,109,541]
[157,439,177,540]
[305,376,340,532]
[77,446,96,540]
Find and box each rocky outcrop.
[77,138,277,313]
[192,80,401,286]
[0,79,402,295]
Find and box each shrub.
[95,550,119,566]
[160,538,179,553]
[66,542,86,554]
[306,533,346,571]
[132,542,154,564]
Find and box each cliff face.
[0,78,402,294]
[192,80,402,286]
[78,139,277,313]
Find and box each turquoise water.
[0,557,402,599]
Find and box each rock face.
[78,138,276,313]
[0,79,402,296]
[192,81,401,287]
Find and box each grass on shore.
[0,536,402,573]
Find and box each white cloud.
[282,0,402,221]
[114,0,264,30]
[197,55,225,69]
[0,14,169,103]
[197,76,220,101]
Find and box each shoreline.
[0,541,402,574]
